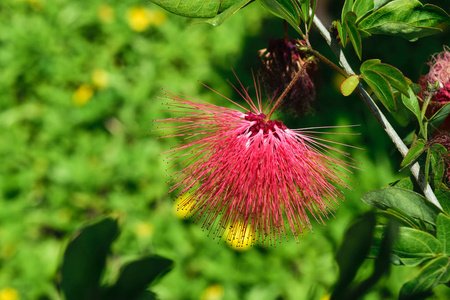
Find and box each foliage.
[1,0,450,299]
[60,218,173,300]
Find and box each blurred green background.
[1,0,449,299]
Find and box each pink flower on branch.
[420,46,450,104]
[155,77,356,246]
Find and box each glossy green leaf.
[402,88,425,136]
[102,256,173,300]
[344,11,357,23]
[340,75,360,96]
[360,59,380,73]
[61,218,119,300]
[260,0,301,28]
[379,207,425,230]
[358,0,450,41]
[149,0,242,18]
[435,184,450,215]
[366,63,408,95]
[341,0,354,22]
[399,256,450,299]
[194,0,254,26]
[388,176,417,192]
[362,69,396,112]
[346,20,362,60]
[374,0,391,10]
[352,0,374,21]
[400,139,425,168]
[371,226,442,266]
[336,21,347,47]
[361,187,442,225]
[428,103,450,132]
[300,0,309,24]
[437,214,450,255]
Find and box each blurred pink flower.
[156,79,354,245]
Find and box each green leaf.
[402,87,425,136]
[428,103,450,132]
[300,0,310,24]
[61,218,119,300]
[429,143,447,188]
[102,256,173,300]
[340,75,360,96]
[374,0,391,10]
[336,21,348,47]
[352,0,374,21]
[346,20,362,60]
[260,0,301,28]
[341,0,355,22]
[362,69,396,112]
[194,0,254,26]
[379,207,425,230]
[361,187,442,225]
[371,226,442,266]
[358,0,450,41]
[149,0,243,18]
[435,184,450,215]
[437,214,450,255]
[360,59,380,73]
[307,0,317,32]
[400,139,425,168]
[389,176,419,192]
[400,256,450,299]
[332,213,376,300]
[366,63,409,95]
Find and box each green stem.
[306,48,348,78]
[312,15,442,210]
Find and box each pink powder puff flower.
[420,46,450,104]
[155,77,355,246]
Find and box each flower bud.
[258,38,318,117]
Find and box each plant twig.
[305,48,348,78]
[265,58,312,121]
[312,15,443,210]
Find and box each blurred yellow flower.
[133,222,154,238]
[72,84,94,106]
[0,287,19,300]
[127,7,166,32]
[91,69,109,90]
[224,222,254,251]
[98,4,115,23]
[147,10,167,26]
[319,294,331,300]
[174,193,195,218]
[200,284,224,300]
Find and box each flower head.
[419,46,450,104]
[259,38,318,116]
[156,78,354,245]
